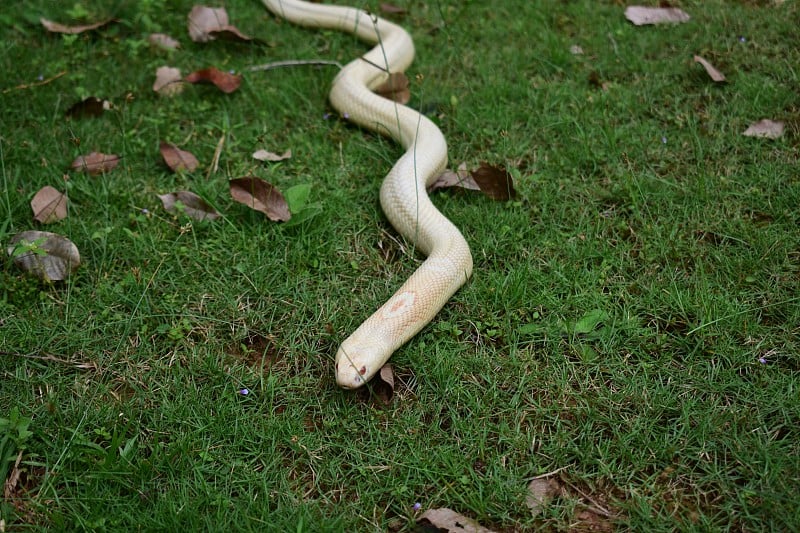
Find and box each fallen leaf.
[31,186,68,223]
[153,66,185,96]
[70,152,120,175]
[3,451,23,500]
[373,364,395,404]
[624,6,690,25]
[66,96,111,118]
[158,191,220,221]
[418,508,496,533]
[148,33,181,50]
[160,142,199,172]
[380,3,408,15]
[570,44,584,55]
[693,55,726,82]
[185,67,242,93]
[253,149,292,162]
[526,477,562,517]
[743,119,784,139]
[40,17,115,34]
[230,177,291,222]
[429,162,481,192]
[209,26,253,42]
[471,162,517,200]
[375,72,410,104]
[7,231,81,282]
[188,5,228,42]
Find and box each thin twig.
[2,71,67,93]
[247,59,342,72]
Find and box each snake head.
[335,336,392,389]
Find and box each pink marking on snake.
[382,291,416,319]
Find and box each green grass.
[2,0,799,530]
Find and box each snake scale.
[261,0,473,388]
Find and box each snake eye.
[359,366,367,375]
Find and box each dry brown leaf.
[743,119,784,139]
[375,72,410,104]
[253,149,292,162]
[153,66,185,96]
[526,477,563,517]
[188,5,229,42]
[40,17,115,34]
[185,67,242,93]
[230,177,291,222]
[380,3,408,16]
[7,231,81,282]
[66,96,111,118]
[418,508,496,533]
[471,162,517,201]
[624,6,690,25]
[31,186,68,224]
[429,162,481,192]
[373,364,395,404]
[70,152,120,175]
[693,55,726,82]
[3,451,23,500]
[209,26,254,42]
[160,142,199,172]
[158,191,220,221]
[148,33,181,50]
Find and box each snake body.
[261,0,473,388]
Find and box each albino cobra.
[261,0,473,388]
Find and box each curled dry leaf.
[185,67,242,94]
[160,142,199,172]
[70,152,120,175]
[429,162,480,192]
[472,162,517,201]
[40,17,115,34]
[253,149,292,162]
[7,230,81,282]
[148,33,181,51]
[375,72,410,104]
[31,186,68,224]
[526,477,563,517]
[188,5,252,42]
[373,364,395,405]
[229,177,291,222]
[693,55,726,82]
[624,6,690,25]
[418,508,496,533]
[158,191,220,221]
[153,66,185,96]
[66,96,111,118]
[743,119,784,139]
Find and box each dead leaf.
[373,364,395,404]
[148,33,181,51]
[230,177,291,222]
[31,186,68,224]
[160,142,199,172]
[7,231,81,282]
[526,477,563,517]
[624,6,690,25]
[66,96,111,118]
[70,152,120,175]
[429,162,481,192]
[185,67,242,93]
[3,451,23,500]
[471,162,517,201]
[188,5,228,42]
[570,44,584,55]
[380,3,408,16]
[40,17,115,34]
[253,149,292,162]
[375,72,410,104]
[158,191,220,221]
[418,508,496,533]
[693,55,726,82]
[153,66,185,96]
[209,26,254,42]
[743,119,784,139]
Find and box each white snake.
[261,0,473,388]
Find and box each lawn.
[1,0,798,530]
